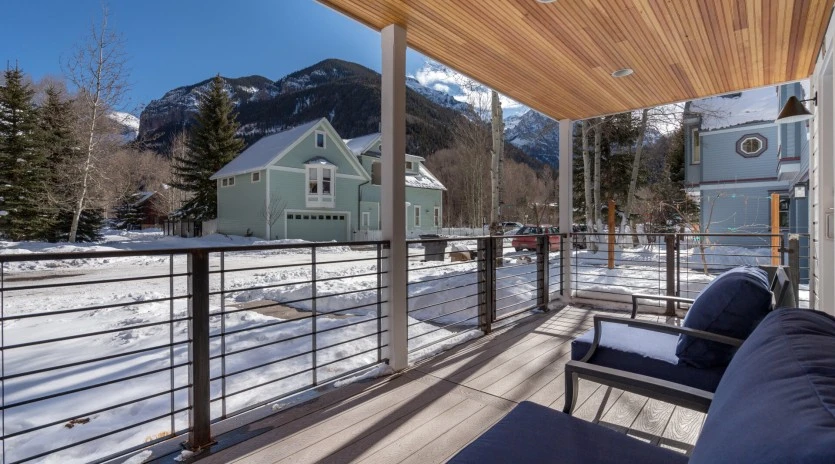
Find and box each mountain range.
[136,58,559,166]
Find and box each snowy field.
[0,229,808,463]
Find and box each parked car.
[500,221,523,230]
[511,225,560,251]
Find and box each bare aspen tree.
[593,117,602,231]
[624,108,650,244]
[63,6,129,242]
[261,192,287,239]
[490,90,503,234]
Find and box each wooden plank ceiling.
[317,0,832,120]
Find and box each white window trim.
[314,130,327,149]
[433,206,441,227]
[414,204,421,228]
[251,171,261,183]
[691,128,701,165]
[361,211,370,230]
[305,164,336,208]
[220,176,236,188]
[740,136,762,155]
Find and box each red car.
[511,225,560,252]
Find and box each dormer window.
[406,161,414,171]
[305,161,335,208]
[315,130,326,149]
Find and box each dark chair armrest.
[565,360,714,413]
[631,294,695,318]
[580,315,744,363]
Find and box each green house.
[212,118,445,241]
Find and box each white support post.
[558,119,573,300]
[381,24,408,370]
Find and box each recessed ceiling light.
[611,68,634,78]
[536,0,557,3]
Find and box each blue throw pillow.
[675,266,771,368]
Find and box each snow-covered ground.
[0,229,809,462]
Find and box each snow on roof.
[304,156,334,165]
[212,119,323,179]
[343,133,380,156]
[406,163,446,191]
[133,191,156,205]
[692,87,777,131]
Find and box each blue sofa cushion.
[572,324,726,392]
[690,309,835,464]
[676,266,771,368]
[449,401,688,464]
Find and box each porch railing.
[0,231,810,462]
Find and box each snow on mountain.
[409,60,529,120]
[108,111,140,140]
[504,109,559,166]
[405,76,471,113]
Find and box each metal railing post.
[788,235,800,303]
[311,246,318,385]
[187,250,213,451]
[537,235,549,309]
[478,238,493,334]
[664,234,676,317]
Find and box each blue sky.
[0,0,428,112]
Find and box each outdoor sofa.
[565,266,793,413]
[449,307,835,463]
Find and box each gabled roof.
[211,119,322,179]
[344,133,381,156]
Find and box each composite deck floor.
[194,304,705,464]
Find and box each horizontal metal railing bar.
[408,260,482,273]
[316,330,381,352]
[314,315,388,335]
[16,407,191,464]
[2,272,190,292]
[0,240,391,263]
[314,286,387,301]
[315,345,383,370]
[0,295,190,321]
[495,289,536,304]
[494,269,538,282]
[407,269,481,286]
[571,232,784,238]
[408,328,481,354]
[210,270,388,297]
[219,346,377,399]
[4,384,190,440]
[3,339,191,380]
[211,331,315,361]
[3,316,191,350]
[212,287,386,318]
[407,315,479,342]
[213,256,384,276]
[408,304,477,327]
[218,347,320,380]
[407,280,479,300]
[407,290,482,313]
[495,304,539,321]
[210,359,389,423]
[3,360,191,411]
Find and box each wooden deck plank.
[356,399,489,464]
[195,306,697,464]
[659,407,706,455]
[289,391,469,464]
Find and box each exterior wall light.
[776,93,817,124]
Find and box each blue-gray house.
[684,83,810,277]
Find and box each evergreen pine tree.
[173,75,244,220]
[0,67,50,240]
[38,86,78,241]
[114,192,143,230]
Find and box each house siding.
[406,186,443,233]
[701,126,778,183]
[216,171,266,237]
